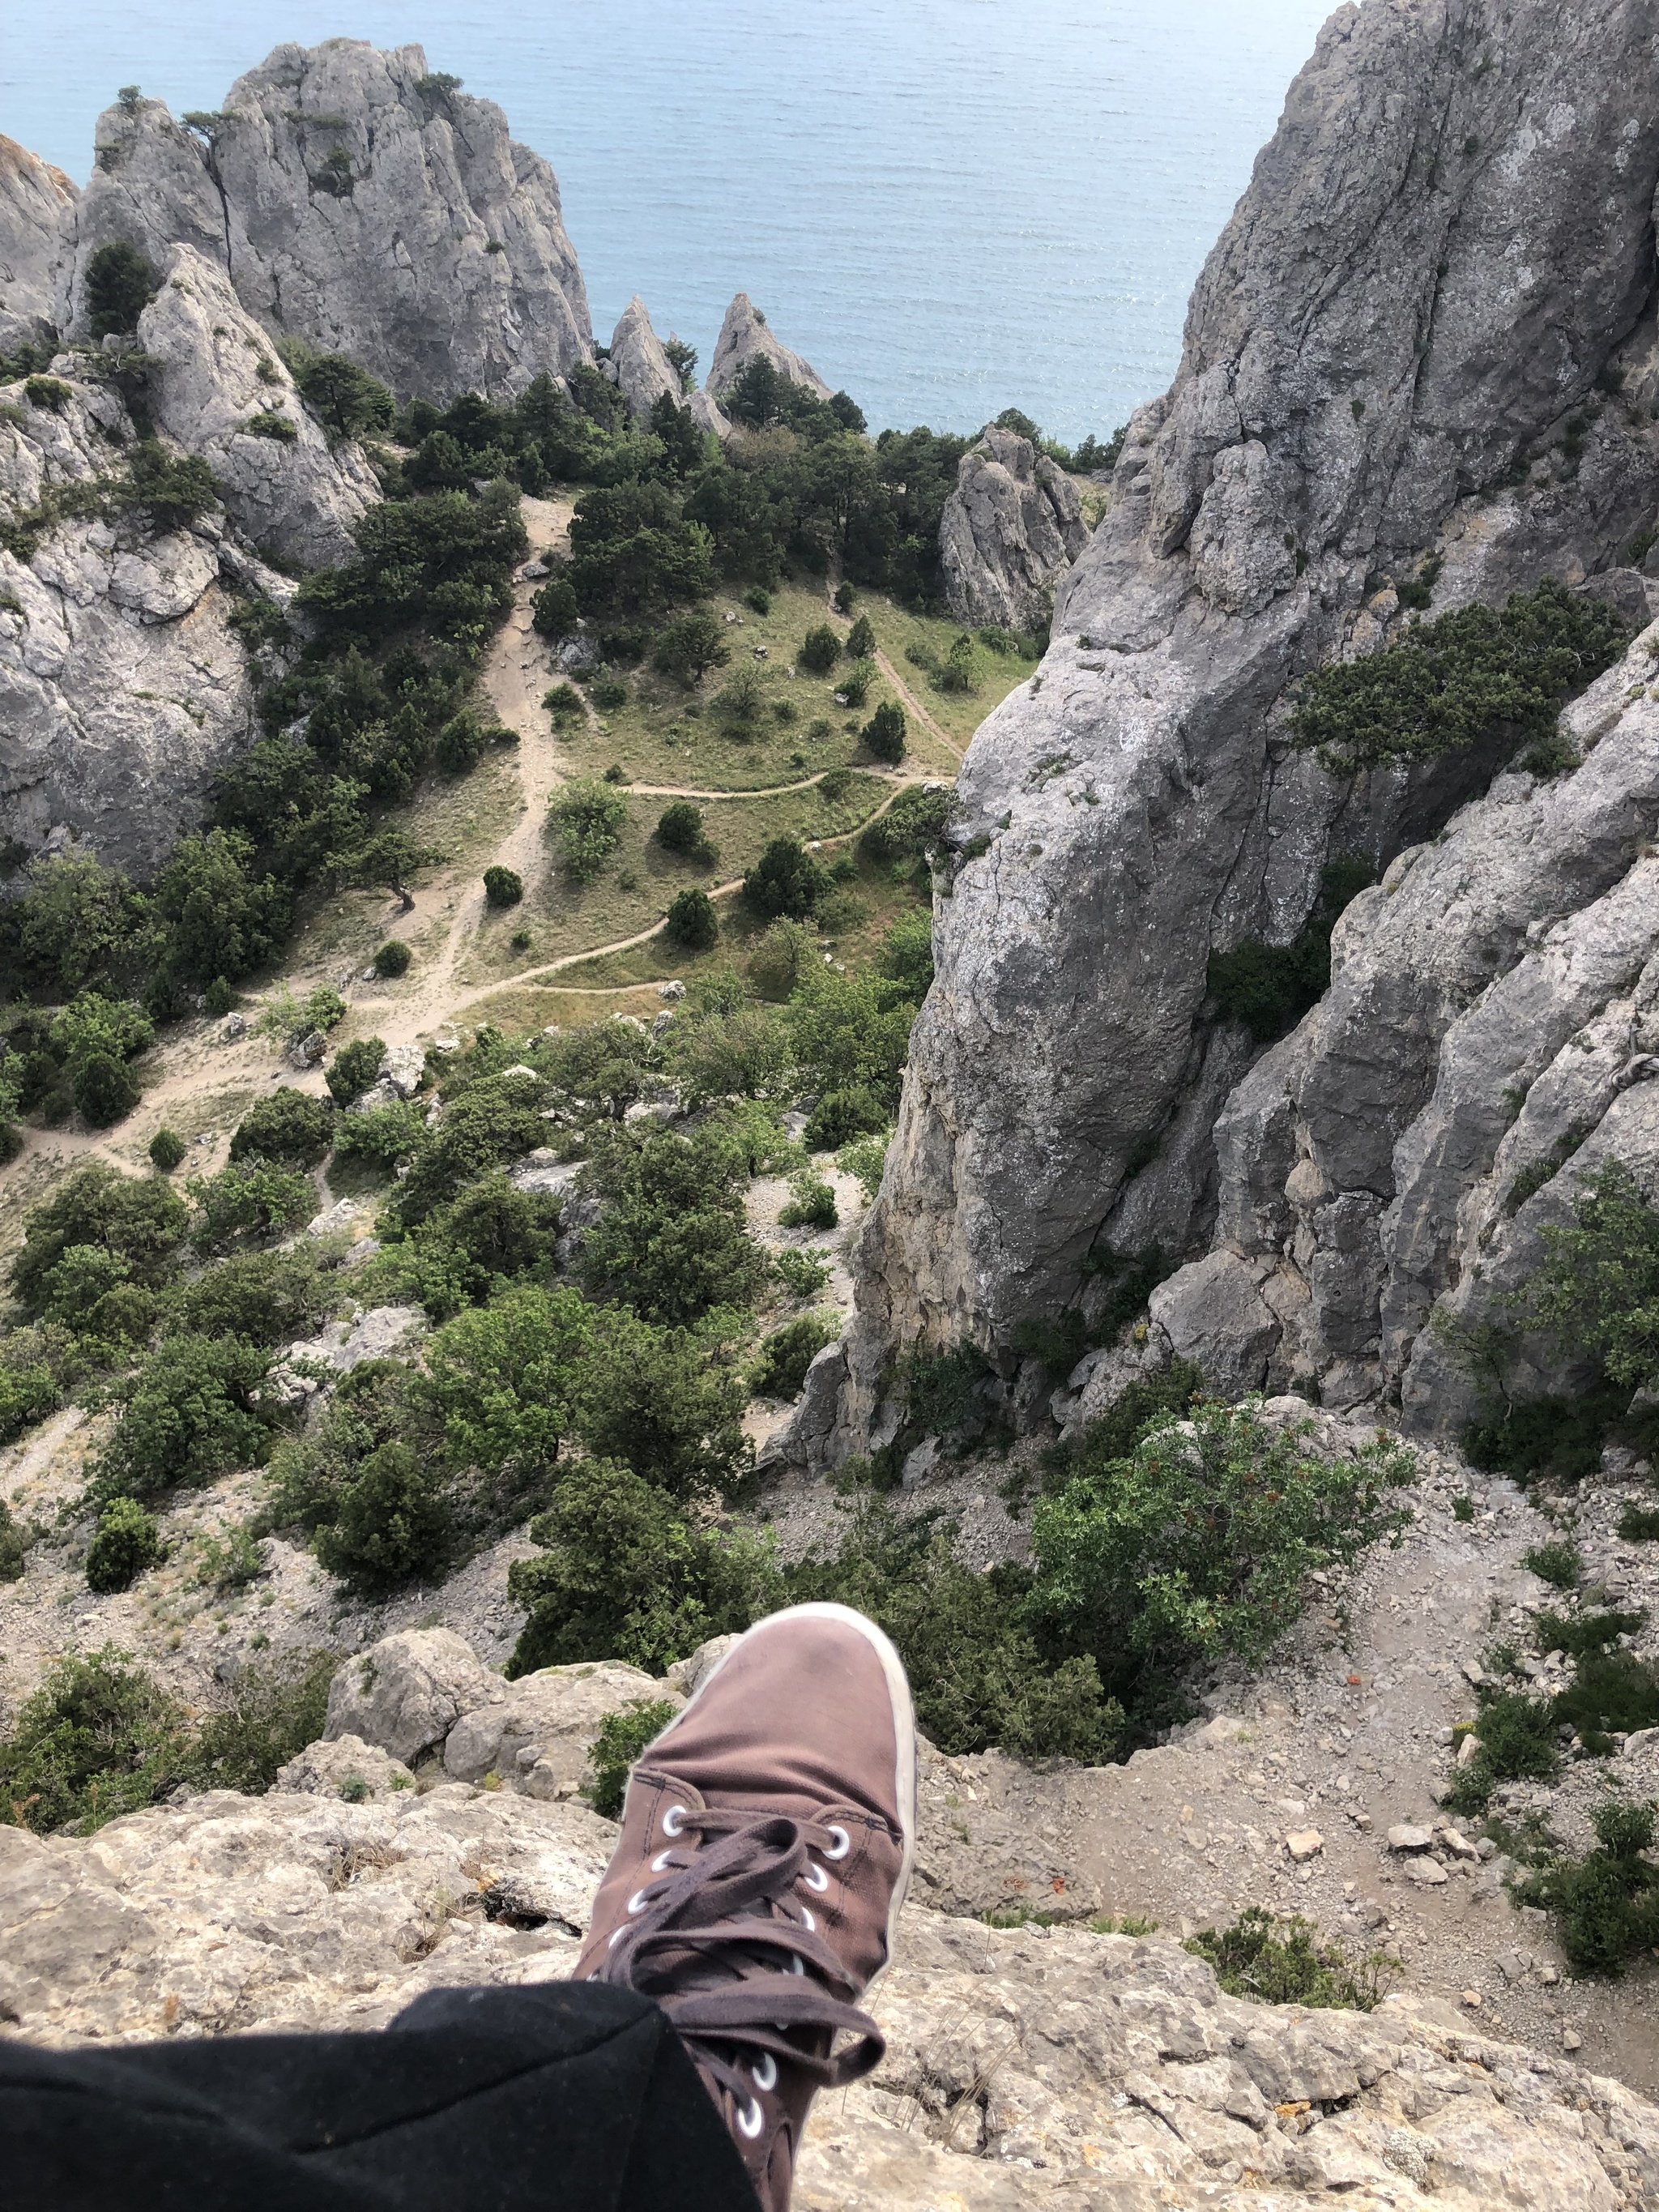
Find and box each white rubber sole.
[650,1602,919,1977]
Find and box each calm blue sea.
[3,0,1333,442]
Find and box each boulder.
[380,1041,427,1099]
[0,134,76,358]
[323,1629,505,1766]
[603,295,680,423]
[274,1733,415,1800]
[136,245,379,568]
[940,424,1090,630]
[442,1660,677,1796]
[65,45,591,401]
[705,291,830,404]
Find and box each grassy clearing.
[466,776,892,976]
[855,596,1037,750]
[550,582,964,790]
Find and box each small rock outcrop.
[603,294,680,423]
[322,1628,505,1767]
[0,369,288,875]
[939,424,1090,630]
[0,135,76,359]
[705,290,830,403]
[137,245,379,568]
[66,44,593,401]
[805,0,1659,1462]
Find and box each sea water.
[4,0,1333,441]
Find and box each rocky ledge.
[2,1772,1655,2210]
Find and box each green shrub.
[91,1334,275,1504]
[1446,1689,1559,1813]
[1528,1161,1659,1391]
[549,779,627,881]
[860,784,952,865]
[656,800,710,856]
[1619,1503,1659,1541]
[900,1339,991,1433]
[0,1646,186,1834]
[583,1698,680,1818]
[484,865,524,907]
[665,888,719,949]
[168,1247,335,1348]
[1462,1386,1627,1486]
[84,1497,163,1593]
[838,658,875,709]
[123,441,220,533]
[744,836,827,920]
[752,1313,838,1400]
[789,1503,1121,1761]
[326,1036,386,1106]
[835,1131,889,1203]
[73,1050,141,1125]
[571,1306,752,1501]
[148,1127,187,1172]
[184,1650,337,1794]
[862,698,906,762]
[85,239,159,337]
[932,634,979,694]
[653,610,730,686]
[329,1099,428,1173]
[373,939,412,979]
[24,374,71,413]
[847,614,876,659]
[1206,858,1374,1044]
[804,1083,886,1152]
[575,1125,769,1327]
[506,1458,784,1676]
[1289,577,1629,773]
[1184,1908,1397,2010]
[243,409,298,442]
[313,1440,455,1595]
[231,1087,336,1169]
[1524,1539,1584,1588]
[774,1248,833,1298]
[1029,1400,1415,1733]
[436,708,487,775]
[778,1169,838,1229]
[531,574,580,636]
[281,339,394,440]
[0,1498,25,1582]
[743,586,771,615]
[544,681,584,722]
[11,1164,187,1316]
[1047,1363,1207,1488]
[1514,1800,1659,1976]
[799,625,841,673]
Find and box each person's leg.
[0,1982,759,2212]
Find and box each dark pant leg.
[0,1983,759,2212]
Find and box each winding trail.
[2,526,962,1200]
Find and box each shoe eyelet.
[737,2097,764,2139]
[800,1907,815,1932]
[804,1861,830,1893]
[823,1825,851,1860]
[627,1889,650,1914]
[650,1848,676,1873]
[608,1928,626,1949]
[662,1804,688,1837]
[752,2052,778,2092]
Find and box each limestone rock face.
[273,1733,415,1801]
[0,135,77,357]
[0,370,284,876]
[137,245,379,568]
[810,0,1659,1460]
[603,295,680,424]
[705,290,831,403]
[6,1795,1659,2210]
[1151,628,1659,1416]
[443,1661,678,1797]
[67,45,593,401]
[940,425,1090,630]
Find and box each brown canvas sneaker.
[575,1603,916,2212]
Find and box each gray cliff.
[940,424,1090,630]
[795,0,1659,1462]
[705,290,831,402]
[66,44,592,401]
[603,295,680,422]
[0,373,293,877]
[0,136,77,360]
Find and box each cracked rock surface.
[705,290,830,404]
[0,134,76,359]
